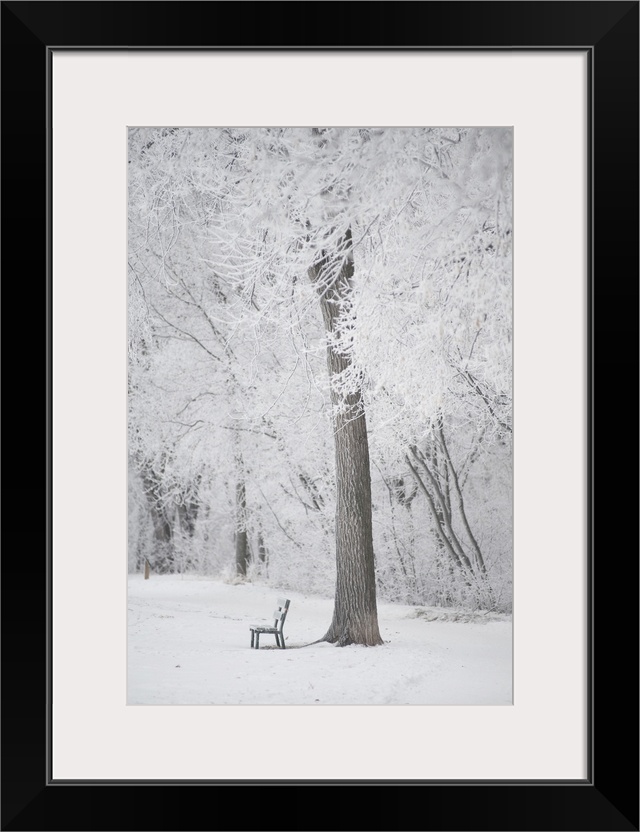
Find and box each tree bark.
[309,229,383,646]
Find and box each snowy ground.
[128,575,512,705]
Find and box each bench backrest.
[272,598,290,631]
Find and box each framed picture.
[3,2,637,830]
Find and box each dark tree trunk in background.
[235,477,249,577]
[176,496,199,537]
[257,531,267,565]
[141,468,174,572]
[309,229,383,646]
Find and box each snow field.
[128,575,512,705]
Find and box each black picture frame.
[2,2,638,830]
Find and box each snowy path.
[128,575,512,705]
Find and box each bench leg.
[256,633,260,649]
[250,630,254,649]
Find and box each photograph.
[127,126,513,706]
[2,0,636,827]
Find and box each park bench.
[249,598,290,649]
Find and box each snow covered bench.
[249,598,290,649]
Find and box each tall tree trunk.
[309,229,383,646]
